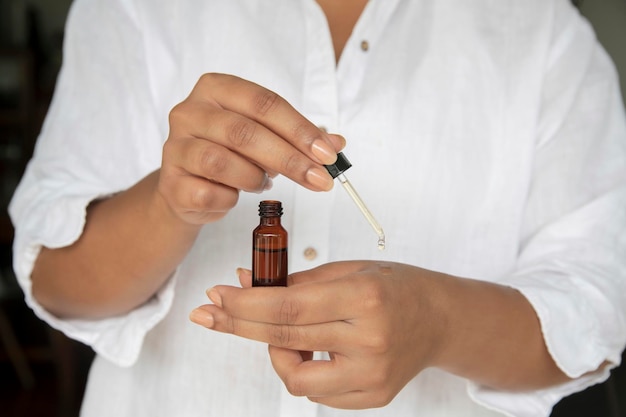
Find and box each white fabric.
[9,0,626,416]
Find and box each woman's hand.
[190,261,449,409]
[158,73,345,225]
[30,73,345,319]
[190,261,570,409]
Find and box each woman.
[10,0,626,416]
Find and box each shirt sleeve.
[8,0,173,367]
[468,2,626,416]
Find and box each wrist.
[425,274,567,389]
[419,272,459,371]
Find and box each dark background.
[0,0,625,416]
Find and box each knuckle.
[269,324,298,348]
[223,313,239,335]
[198,72,222,87]
[198,72,213,84]
[365,331,392,354]
[360,279,387,313]
[280,152,306,176]
[168,101,192,127]
[253,89,280,116]
[197,146,229,176]
[284,375,307,397]
[278,298,301,325]
[291,121,322,146]
[227,119,258,148]
[168,102,183,123]
[189,185,217,210]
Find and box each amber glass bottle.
[252,200,288,287]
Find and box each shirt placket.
[282,2,402,417]
[336,0,401,111]
[289,0,338,282]
[280,2,335,416]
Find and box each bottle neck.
[258,201,283,225]
[260,216,281,226]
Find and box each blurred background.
[0,0,624,416]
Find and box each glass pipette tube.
[336,173,386,250]
[325,152,386,250]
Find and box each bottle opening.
[259,200,283,217]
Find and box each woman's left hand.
[190,261,449,409]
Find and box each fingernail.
[190,308,214,328]
[306,167,334,191]
[207,288,223,307]
[236,267,251,277]
[311,139,337,165]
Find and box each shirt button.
[303,247,318,261]
[360,40,369,52]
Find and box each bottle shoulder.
[254,223,287,232]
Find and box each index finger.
[209,276,363,326]
[192,73,340,165]
[235,261,362,288]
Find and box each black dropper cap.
[324,152,352,179]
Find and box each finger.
[268,346,357,398]
[194,304,353,352]
[178,102,334,192]
[189,305,215,328]
[167,136,272,193]
[208,275,366,325]
[158,172,239,224]
[269,346,354,397]
[192,73,338,165]
[327,133,347,153]
[269,347,393,409]
[236,268,252,288]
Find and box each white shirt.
[9,0,626,416]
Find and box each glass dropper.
[325,152,386,250]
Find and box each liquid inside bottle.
[252,200,288,287]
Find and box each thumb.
[236,268,253,288]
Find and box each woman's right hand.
[158,73,345,225]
